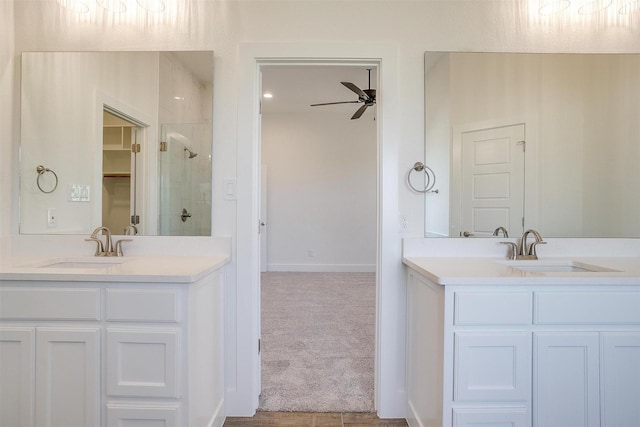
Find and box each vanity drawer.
[535,292,640,325]
[106,288,180,322]
[0,287,101,320]
[454,291,532,325]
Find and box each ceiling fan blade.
[351,104,369,120]
[341,82,368,100]
[310,100,361,107]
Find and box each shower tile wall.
[158,52,212,236]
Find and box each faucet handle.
[114,239,133,257]
[500,241,517,260]
[529,240,547,257]
[85,238,104,256]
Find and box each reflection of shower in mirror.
[184,147,198,159]
[159,123,212,236]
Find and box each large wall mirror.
[20,50,213,236]
[425,52,640,239]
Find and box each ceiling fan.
[310,69,376,120]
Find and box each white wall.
[6,0,640,418]
[0,0,15,259]
[262,112,376,272]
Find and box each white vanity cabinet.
[0,287,102,427]
[405,268,640,427]
[0,267,225,427]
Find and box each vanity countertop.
[403,256,640,286]
[0,254,230,283]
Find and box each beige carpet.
[259,272,376,412]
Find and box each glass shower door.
[159,123,212,236]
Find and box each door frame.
[95,93,154,235]
[232,42,404,417]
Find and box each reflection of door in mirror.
[102,110,141,235]
[455,123,525,238]
[159,123,212,236]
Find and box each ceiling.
[261,65,378,117]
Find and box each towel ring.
[407,162,438,194]
[36,165,58,194]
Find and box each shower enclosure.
[159,123,212,236]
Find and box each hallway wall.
[262,112,376,272]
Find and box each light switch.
[69,184,90,202]
[223,178,237,200]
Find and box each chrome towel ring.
[36,165,58,194]
[407,162,438,194]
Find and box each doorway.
[101,109,143,235]
[233,42,403,417]
[258,64,378,412]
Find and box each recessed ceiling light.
[173,96,184,100]
[263,93,273,99]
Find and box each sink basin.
[499,260,620,273]
[24,257,130,269]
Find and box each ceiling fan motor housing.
[364,89,376,103]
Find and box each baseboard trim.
[209,398,225,427]
[267,264,376,273]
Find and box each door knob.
[462,231,474,237]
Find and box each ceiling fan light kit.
[310,69,377,120]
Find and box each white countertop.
[403,256,640,286]
[0,254,230,283]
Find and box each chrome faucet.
[501,229,546,260]
[493,226,509,237]
[85,226,131,256]
[86,227,112,256]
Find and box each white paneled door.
[460,124,525,238]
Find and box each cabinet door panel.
[533,332,599,427]
[35,328,100,427]
[107,329,179,397]
[0,328,35,427]
[454,332,531,402]
[601,332,640,427]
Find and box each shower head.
[184,147,198,159]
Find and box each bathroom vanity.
[403,239,640,427]
[0,254,228,427]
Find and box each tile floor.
[223,411,408,426]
